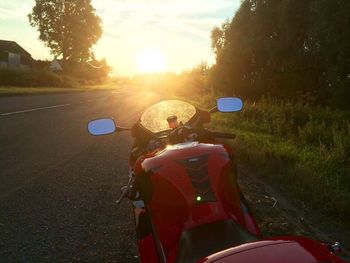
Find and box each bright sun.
[137,49,167,73]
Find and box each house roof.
[50,59,63,71]
[0,40,32,58]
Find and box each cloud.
[93,0,239,40]
[0,0,33,21]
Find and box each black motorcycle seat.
[176,220,258,263]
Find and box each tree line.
[210,0,350,109]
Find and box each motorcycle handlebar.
[167,128,236,144]
[210,131,236,139]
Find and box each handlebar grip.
[211,131,236,139]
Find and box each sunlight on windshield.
[140,100,196,133]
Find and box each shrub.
[0,68,76,88]
[207,96,350,220]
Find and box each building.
[49,58,63,72]
[0,40,33,69]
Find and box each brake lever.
[116,187,128,204]
[116,170,135,205]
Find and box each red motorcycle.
[88,98,347,263]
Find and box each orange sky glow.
[0,0,240,76]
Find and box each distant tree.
[211,21,230,56]
[28,0,102,64]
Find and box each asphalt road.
[0,89,161,262]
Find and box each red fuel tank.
[135,142,246,257]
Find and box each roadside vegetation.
[0,67,113,97]
[0,86,80,96]
[0,68,77,88]
[0,85,119,97]
[212,98,350,221]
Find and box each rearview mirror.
[217,97,243,112]
[88,118,116,136]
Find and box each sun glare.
[137,49,167,73]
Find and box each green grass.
[183,94,350,221]
[0,85,120,97]
[0,86,83,96]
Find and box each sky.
[0,0,240,76]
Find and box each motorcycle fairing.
[199,237,346,263]
[135,142,249,261]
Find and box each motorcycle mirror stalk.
[116,126,132,132]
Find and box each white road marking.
[0,90,131,116]
[0,104,71,116]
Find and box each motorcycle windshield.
[140,100,197,133]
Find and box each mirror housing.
[88,118,116,136]
[217,97,243,112]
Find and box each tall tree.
[306,0,350,107]
[210,0,350,108]
[28,0,102,64]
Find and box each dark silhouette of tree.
[211,0,350,109]
[28,0,102,64]
[306,0,350,108]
